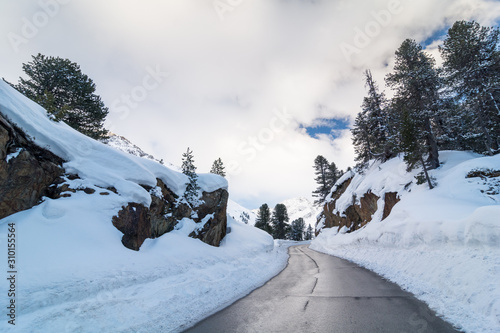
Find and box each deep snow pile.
[0,80,291,332]
[311,152,500,333]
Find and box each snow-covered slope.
[251,197,320,230]
[101,133,179,171]
[101,133,156,160]
[311,152,500,333]
[281,196,320,229]
[227,199,257,225]
[0,80,291,332]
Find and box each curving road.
[184,245,460,333]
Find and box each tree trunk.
[477,98,494,156]
[420,156,434,190]
[424,117,440,169]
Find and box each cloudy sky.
[1,0,499,208]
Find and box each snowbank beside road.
[312,152,500,333]
[0,214,290,333]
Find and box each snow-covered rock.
[0,80,231,250]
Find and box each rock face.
[189,189,228,247]
[317,176,400,235]
[0,114,64,219]
[112,179,229,251]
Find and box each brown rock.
[189,189,228,247]
[83,187,95,194]
[382,192,400,220]
[112,203,150,251]
[112,179,229,250]
[0,114,64,219]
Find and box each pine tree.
[385,39,441,187]
[439,21,500,154]
[304,224,314,240]
[255,203,272,234]
[352,70,393,166]
[271,203,289,239]
[326,162,343,190]
[210,158,226,177]
[312,155,331,205]
[181,147,201,204]
[289,218,305,241]
[15,53,108,139]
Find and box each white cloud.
[1,0,499,208]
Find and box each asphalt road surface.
[184,244,460,333]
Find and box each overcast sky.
[1,0,499,209]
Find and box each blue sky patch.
[301,117,350,139]
[422,26,449,47]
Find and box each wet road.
[184,245,460,333]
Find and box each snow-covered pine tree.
[271,203,289,239]
[210,158,226,177]
[181,147,201,204]
[439,21,500,155]
[352,70,393,167]
[289,218,305,241]
[351,110,372,166]
[312,155,331,205]
[255,203,272,234]
[304,224,314,240]
[385,39,441,188]
[15,53,109,140]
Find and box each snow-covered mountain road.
[184,245,459,333]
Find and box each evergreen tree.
[15,53,108,139]
[439,21,500,154]
[271,203,289,239]
[181,147,201,204]
[351,110,372,166]
[304,224,314,240]
[312,155,331,205]
[385,39,441,187]
[326,162,343,189]
[289,218,305,241]
[352,70,393,166]
[255,203,272,234]
[210,158,226,177]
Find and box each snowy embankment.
[2,214,290,332]
[311,152,500,333]
[0,80,292,332]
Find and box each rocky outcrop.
[0,112,229,251]
[383,192,401,220]
[0,114,64,219]
[317,176,400,235]
[189,189,228,247]
[112,179,229,251]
